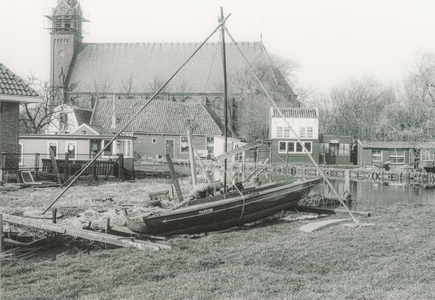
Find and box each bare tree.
[19,74,67,134]
[328,75,396,140]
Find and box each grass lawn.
[2,180,435,299]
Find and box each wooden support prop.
[52,209,57,224]
[64,152,70,181]
[105,217,111,234]
[34,153,40,181]
[186,130,197,186]
[92,153,98,181]
[49,148,62,184]
[292,206,336,215]
[2,214,171,251]
[335,209,371,217]
[165,154,184,203]
[118,154,125,181]
[0,214,3,247]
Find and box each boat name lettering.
[199,208,213,214]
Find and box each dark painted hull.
[144,178,321,236]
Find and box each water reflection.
[137,168,435,211]
[269,173,435,210]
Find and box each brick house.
[269,107,320,164]
[0,62,42,181]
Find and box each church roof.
[0,62,40,98]
[91,98,225,136]
[67,42,294,96]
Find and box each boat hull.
[144,178,321,236]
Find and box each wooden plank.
[186,130,197,186]
[2,214,171,251]
[299,219,349,233]
[49,148,62,184]
[291,206,336,215]
[215,141,262,162]
[166,154,184,203]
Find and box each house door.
[165,139,174,158]
[328,143,338,165]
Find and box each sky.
[1,0,435,93]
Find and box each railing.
[41,159,117,176]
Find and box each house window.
[103,140,113,157]
[276,126,283,138]
[19,143,24,165]
[287,141,295,153]
[47,142,58,158]
[180,136,189,153]
[372,150,383,162]
[152,138,157,144]
[299,127,306,138]
[307,127,313,138]
[296,142,303,152]
[60,112,68,132]
[283,127,290,138]
[390,150,405,164]
[279,141,287,153]
[279,141,312,154]
[207,137,214,155]
[339,144,350,156]
[66,142,77,159]
[304,142,312,153]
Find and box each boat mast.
[220,7,228,193]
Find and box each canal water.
[138,169,435,211]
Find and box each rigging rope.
[224,26,359,225]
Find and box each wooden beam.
[186,130,197,186]
[166,154,184,203]
[49,148,62,184]
[2,214,171,251]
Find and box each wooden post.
[34,153,40,181]
[0,214,3,248]
[52,209,57,224]
[118,154,125,181]
[49,148,62,184]
[105,218,111,234]
[186,130,197,186]
[1,152,6,182]
[344,170,351,193]
[166,154,184,203]
[64,152,70,181]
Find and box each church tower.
[46,0,87,103]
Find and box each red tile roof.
[0,63,39,97]
[67,42,294,96]
[91,98,224,136]
[271,107,318,118]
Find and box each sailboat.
[42,8,321,234]
[140,10,321,236]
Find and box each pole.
[186,130,197,186]
[166,154,184,203]
[220,7,228,193]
